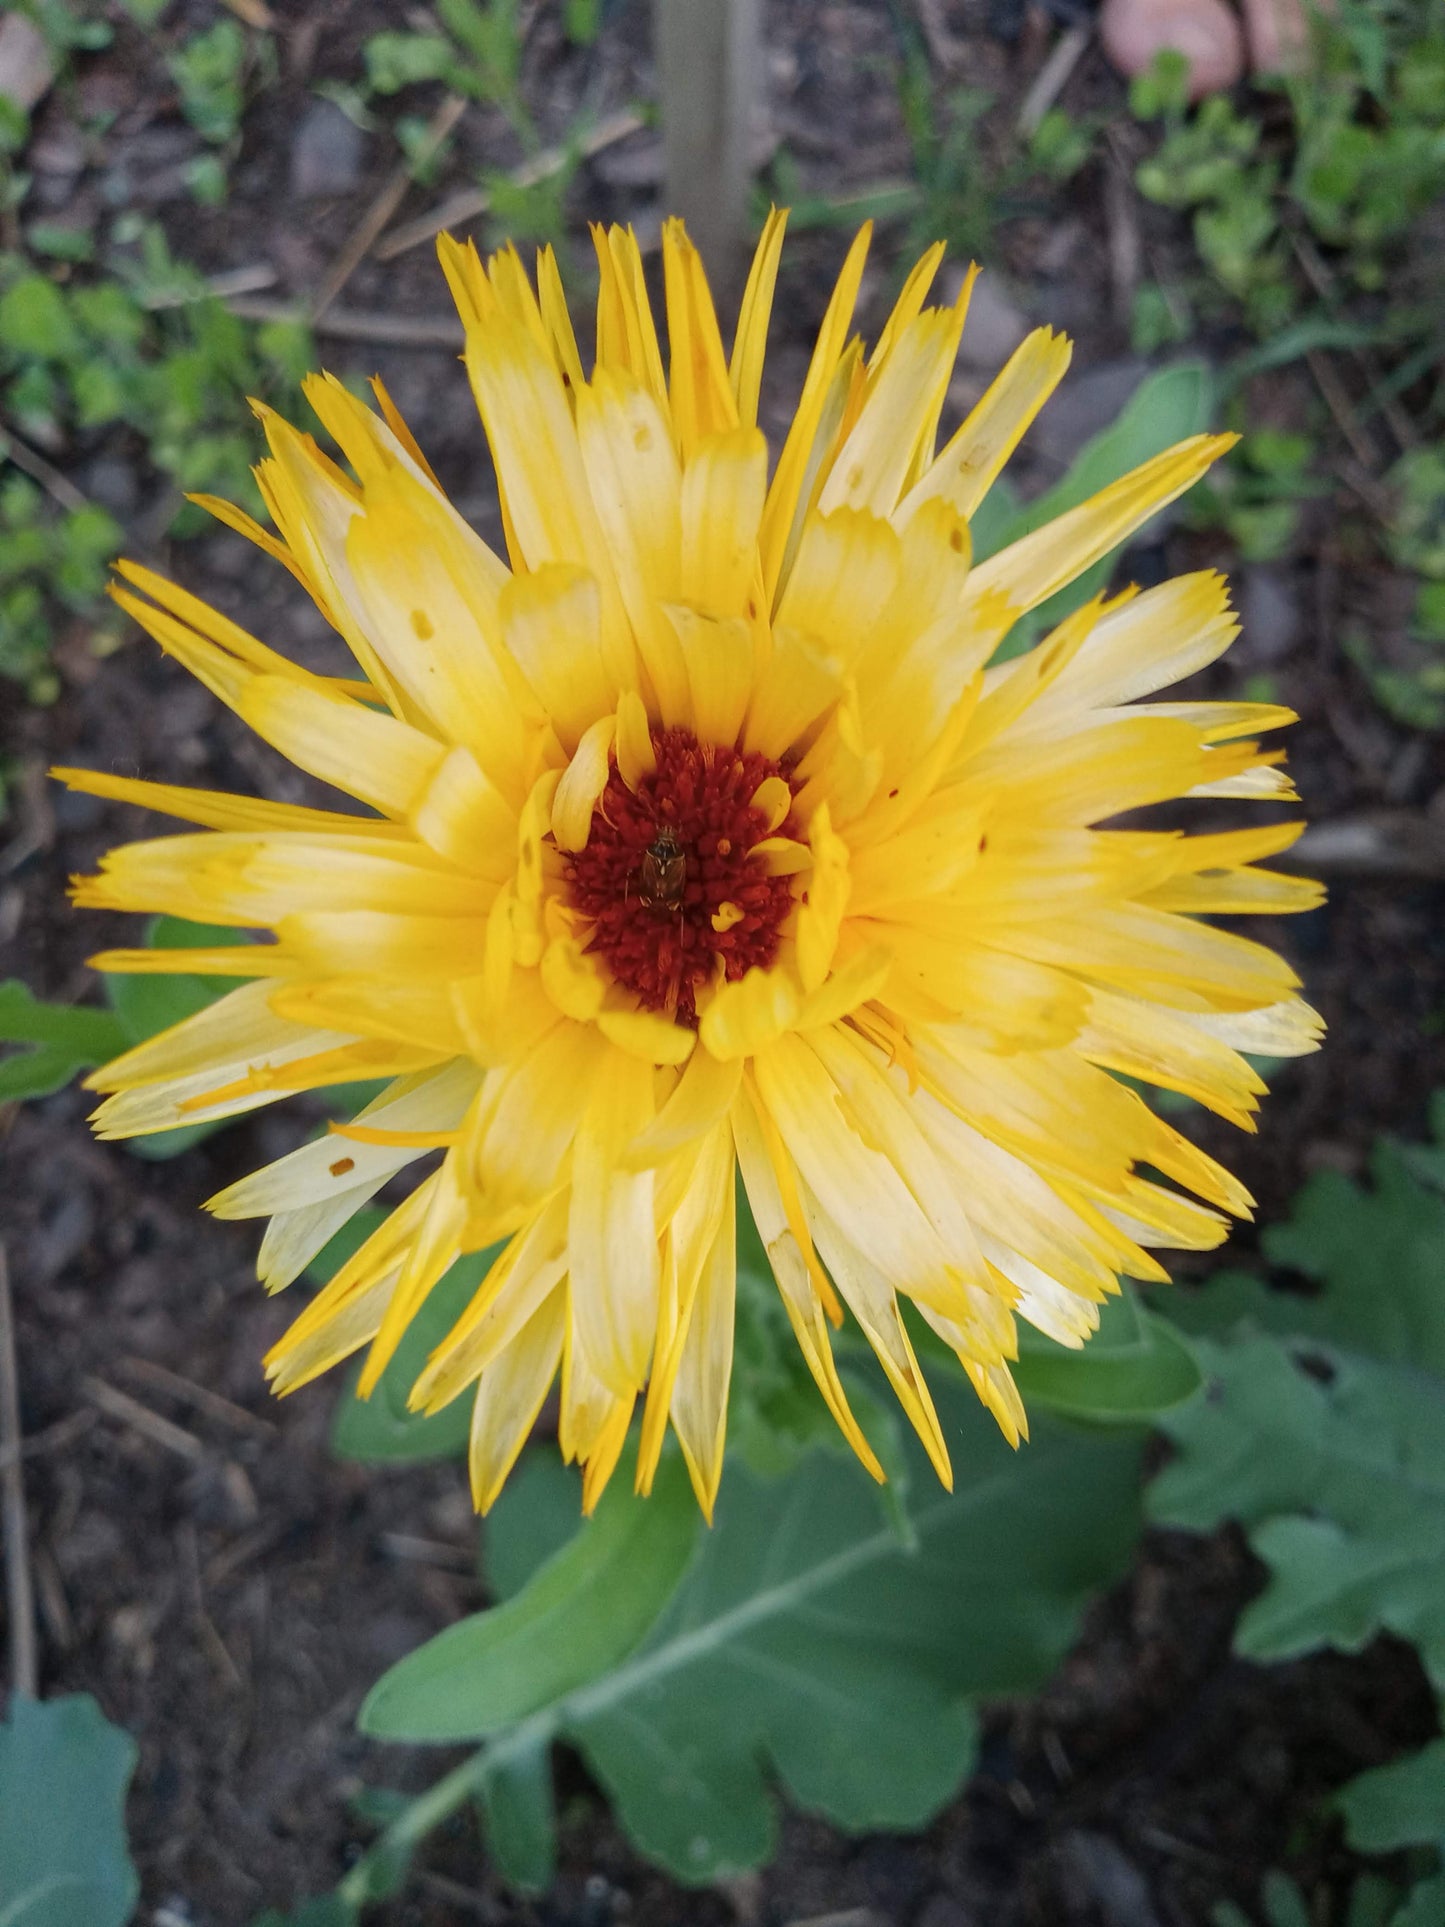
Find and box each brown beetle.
[638,828,687,910]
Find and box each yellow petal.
[729,206,788,425]
[678,427,767,619]
[899,325,1072,523]
[760,223,872,602]
[698,964,801,1060]
[966,433,1236,623]
[469,1285,568,1513]
[662,217,737,454]
[552,714,617,852]
[568,1052,660,1395]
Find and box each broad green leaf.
[569,1390,1142,1879]
[362,1449,701,1749]
[368,1385,1143,1882]
[1011,1287,1203,1421]
[483,1451,583,1600]
[1150,1334,1445,1686]
[977,361,1216,662]
[362,1449,700,1740]
[1337,1740,1445,1854]
[476,1739,557,1893]
[0,1694,139,1927]
[1261,1124,1445,1375]
[0,982,126,1101]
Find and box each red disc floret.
[564,727,798,1026]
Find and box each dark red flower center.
[563,727,798,1026]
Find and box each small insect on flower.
[638,829,687,911]
[58,213,1322,1522]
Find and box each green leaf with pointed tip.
[0,982,127,1101]
[1012,1287,1203,1421]
[1337,1739,1445,1854]
[362,1448,700,1740]
[0,1694,139,1927]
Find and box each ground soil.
[2,3,1443,1924]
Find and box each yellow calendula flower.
[60,215,1322,1520]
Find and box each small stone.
[591,131,664,189]
[290,96,365,199]
[83,454,139,516]
[1030,357,1152,471]
[0,12,55,117]
[1238,565,1303,666]
[915,1899,975,1927]
[1052,1831,1160,1927]
[954,273,1030,371]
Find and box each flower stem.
[335,1716,553,1913]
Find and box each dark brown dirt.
[3,4,1443,1925]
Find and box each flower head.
[61,215,1322,1518]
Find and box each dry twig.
[228,297,464,348]
[82,1375,209,1463]
[141,263,279,312]
[311,92,468,321]
[119,1355,275,1439]
[1018,23,1091,137]
[0,427,90,515]
[1306,348,1382,474]
[374,107,646,261]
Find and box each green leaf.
[0,1694,139,1927]
[368,1386,1143,1882]
[482,1449,584,1599]
[329,1243,501,1464]
[362,1448,701,1740]
[1337,1739,1445,1854]
[363,31,456,94]
[1150,1334,1445,1686]
[1011,1287,1202,1421]
[0,275,78,361]
[476,1739,557,1892]
[0,982,127,1101]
